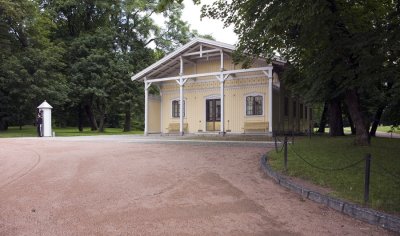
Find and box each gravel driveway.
[0,136,393,235]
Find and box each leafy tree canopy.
[203,0,400,145]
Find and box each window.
[284,97,289,116]
[305,106,308,119]
[292,101,297,117]
[300,103,303,118]
[246,95,263,115]
[172,100,185,118]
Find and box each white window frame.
[171,98,186,119]
[244,93,265,117]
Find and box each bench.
[167,123,188,133]
[243,122,269,133]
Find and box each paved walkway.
[17,135,276,147]
[0,136,394,235]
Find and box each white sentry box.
[37,100,53,137]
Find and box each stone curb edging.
[260,154,400,233]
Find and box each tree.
[0,0,215,132]
[316,103,327,134]
[110,0,213,131]
[0,0,69,130]
[109,0,157,132]
[40,0,117,131]
[203,0,399,145]
[40,0,204,132]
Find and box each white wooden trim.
[146,59,178,79]
[182,57,196,65]
[175,78,188,86]
[179,77,184,135]
[220,76,225,133]
[145,67,273,83]
[204,94,221,99]
[131,38,236,81]
[183,48,220,57]
[161,83,270,95]
[131,38,286,81]
[144,79,149,136]
[189,53,223,60]
[163,74,266,84]
[145,82,152,89]
[220,50,224,71]
[179,56,183,75]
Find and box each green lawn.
[316,126,400,134]
[268,135,400,214]
[376,125,400,134]
[0,126,143,138]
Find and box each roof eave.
[131,37,236,81]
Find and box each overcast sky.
[152,0,238,45]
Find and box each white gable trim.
[131,38,235,81]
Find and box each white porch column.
[219,50,225,135]
[179,77,184,136]
[144,78,151,136]
[216,74,229,135]
[220,78,225,134]
[179,56,185,136]
[268,77,273,132]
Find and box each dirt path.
[0,138,394,235]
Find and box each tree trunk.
[370,105,385,137]
[328,99,344,136]
[318,102,328,133]
[18,114,22,130]
[0,120,8,131]
[78,104,84,132]
[343,106,356,135]
[347,113,356,135]
[98,112,105,132]
[84,104,98,131]
[97,101,106,132]
[123,109,132,132]
[344,89,370,145]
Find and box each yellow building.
[131,38,312,135]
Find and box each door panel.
[206,99,221,131]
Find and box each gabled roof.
[37,100,53,109]
[131,37,235,81]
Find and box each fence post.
[284,136,288,171]
[364,153,371,205]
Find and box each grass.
[268,135,400,214]
[376,125,400,134]
[316,126,400,134]
[0,125,143,138]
